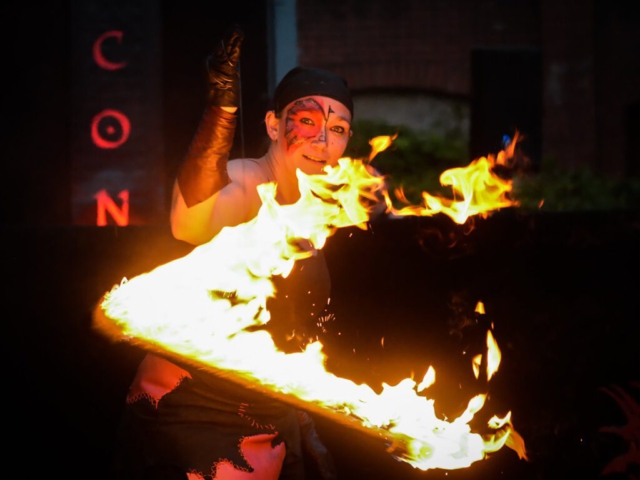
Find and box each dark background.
[3,1,639,479]
[1,0,271,226]
[5,211,639,479]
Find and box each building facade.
[293,0,638,177]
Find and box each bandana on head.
[272,66,354,119]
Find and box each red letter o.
[91,109,131,149]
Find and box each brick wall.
[297,0,540,95]
[296,0,638,176]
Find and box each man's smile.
[302,154,327,164]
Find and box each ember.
[94,135,527,471]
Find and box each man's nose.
[311,127,327,149]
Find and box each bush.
[346,119,640,212]
[345,119,469,204]
[513,157,640,212]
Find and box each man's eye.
[300,117,314,125]
[331,126,346,134]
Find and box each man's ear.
[264,110,279,140]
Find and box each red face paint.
[284,98,328,150]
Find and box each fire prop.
[93,136,527,471]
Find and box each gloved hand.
[176,25,244,208]
[206,24,244,108]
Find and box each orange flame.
[94,138,527,471]
[369,133,398,162]
[381,132,520,224]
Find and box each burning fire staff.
[111,25,360,480]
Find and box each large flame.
[94,137,527,471]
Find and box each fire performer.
[111,24,360,480]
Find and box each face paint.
[273,95,352,180]
[284,98,328,151]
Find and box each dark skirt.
[111,354,304,480]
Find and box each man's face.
[278,95,352,176]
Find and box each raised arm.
[171,25,245,245]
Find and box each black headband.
[272,66,354,119]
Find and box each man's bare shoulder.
[228,158,271,186]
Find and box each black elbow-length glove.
[177,25,244,207]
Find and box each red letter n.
[94,189,130,226]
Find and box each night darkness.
[3,2,639,480]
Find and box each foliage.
[512,157,640,212]
[345,119,469,205]
[346,119,640,212]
